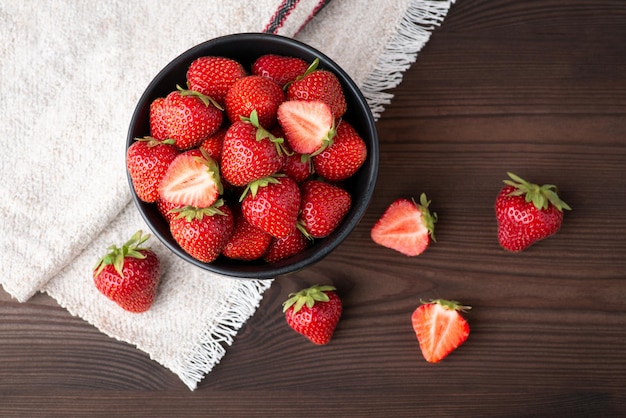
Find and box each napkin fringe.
[178,278,273,390]
[360,0,456,120]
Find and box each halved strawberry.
[158,149,223,208]
[411,299,471,363]
[370,193,437,256]
[277,100,335,156]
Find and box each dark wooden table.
[2,1,625,416]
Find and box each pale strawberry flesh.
[277,100,334,155]
[370,199,430,256]
[411,301,470,363]
[158,150,220,208]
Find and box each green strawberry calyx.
[195,148,224,196]
[93,230,151,278]
[241,110,292,157]
[283,58,320,91]
[415,193,438,242]
[133,136,176,147]
[177,84,224,111]
[283,284,336,313]
[170,200,227,221]
[503,172,571,212]
[238,174,286,202]
[421,299,472,312]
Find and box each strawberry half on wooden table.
[370,193,437,256]
[93,231,161,313]
[495,172,571,252]
[411,299,471,363]
[283,285,342,345]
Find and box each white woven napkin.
[0,0,455,390]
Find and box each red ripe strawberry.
[221,112,286,186]
[286,60,347,119]
[126,136,179,203]
[186,56,247,106]
[495,172,571,252]
[277,100,335,156]
[280,151,312,183]
[162,86,223,150]
[222,209,273,261]
[169,201,234,263]
[158,148,223,208]
[411,299,471,363]
[313,121,367,182]
[93,230,160,313]
[149,97,169,140]
[283,284,342,345]
[199,127,227,163]
[241,175,301,239]
[299,180,351,238]
[156,198,184,223]
[225,75,284,128]
[252,54,310,87]
[264,226,311,263]
[370,193,437,256]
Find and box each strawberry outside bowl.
[126,32,379,279]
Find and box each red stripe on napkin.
[264,0,300,34]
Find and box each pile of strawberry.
[127,54,367,265]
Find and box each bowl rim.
[127,32,379,279]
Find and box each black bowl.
[127,32,379,279]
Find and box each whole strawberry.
[264,226,311,263]
[240,175,301,239]
[495,172,571,252]
[225,75,284,128]
[283,284,342,345]
[149,97,170,140]
[222,209,273,261]
[299,180,352,238]
[160,86,223,150]
[312,120,367,182]
[252,54,310,87]
[286,59,347,119]
[126,136,178,202]
[412,299,470,363]
[199,127,228,163]
[93,230,161,313]
[186,56,247,106]
[169,201,234,263]
[221,111,286,187]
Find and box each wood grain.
[1,1,625,416]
